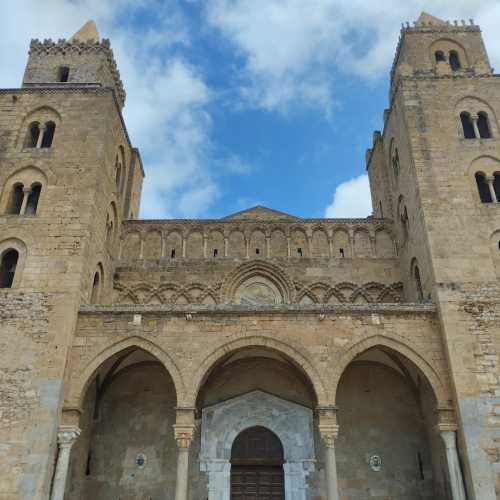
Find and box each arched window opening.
[0,249,19,288]
[435,51,446,63]
[460,112,476,139]
[475,173,492,203]
[494,173,500,202]
[106,216,114,245]
[477,112,492,139]
[115,157,122,190]
[90,271,101,304]
[8,183,24,215]
[25,122,40,148]
[41,121,56,148]
[58,66,70,83]
[414,264,424,302]
[25,183,42,215]
[449,51,461,71]
[392,148,400,177]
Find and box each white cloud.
[324,174,372,218]
[206,0,500,113]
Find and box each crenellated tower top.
[22,20,126,108]
[389,12,491,98]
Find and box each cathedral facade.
[0,12,499,500]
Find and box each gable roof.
[223,205,300,220]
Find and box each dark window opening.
[8,184,24,214]
[85,450,91,476]
[41,121,56,148]
[90,272,100,304]
[475,173,492,203]
[0,249,19,288]
[477,112,492,139]
[498,241,500,251]
[213,248,218,257]
[297,247,303,257]
[494,174,500,202]
[339,248,345,258]
[115,164,122,189]
[58,66,70,83]
[255,248,260,255]
[106,220,113,245]
[435,51,446,63]
[25,183,41,215]
[171,249,176,259]
[460,112,476,139]
[26,122,40,148]
[392,149,400,177]
[449,51,461,71]
[414,265,424,302]
[379,201,383,218]
[417,452,425,480]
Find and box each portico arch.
[66,336,186,410]
[332,334,449,406]
[188,335,329,407]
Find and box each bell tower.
[0,20,142,499]
[367,13,500,499]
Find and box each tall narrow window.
[435,51,446,63]
[475,173,492,203]
[449,51,461,71]
[90,272,100,304]
[414,264,424,302]
[8,184,24,214]
[25,122,40,148]
[0,249,19,288]
[41,121,56,148]
[392,148,400,177]
[494,173,500,202]
[25,183,42,215]
[460,112,476,139]
[115,157,122,190]
[58,66,70,83]
[477,112,492,139]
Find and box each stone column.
[318,406,340,500]
[472,115,481,140]
[486,175,498,203]
[36,124,46,148]
[50,425,81,500]
[19,187,32,215]
[174,408,196,500]
[441,430,467,500]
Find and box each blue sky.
[2,1,500,219]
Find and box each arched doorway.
[231,426,285,499]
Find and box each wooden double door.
[230,426,285,500]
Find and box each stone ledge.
[79,302,436,316]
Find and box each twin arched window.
[475,172,500,203]
[434,50,461,71]
[25,121,56,149]
[460,112,492,139]
[0,249,19,288]
[7,182,42,215]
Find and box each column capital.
[319,423,340,448]
[485,174,495,183]
[57,425,81,448]
[174,424,195,449]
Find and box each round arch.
[332,334,449,406]
[66,336,186,409]
[187,335,329,407]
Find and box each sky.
[2,1,500,220]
